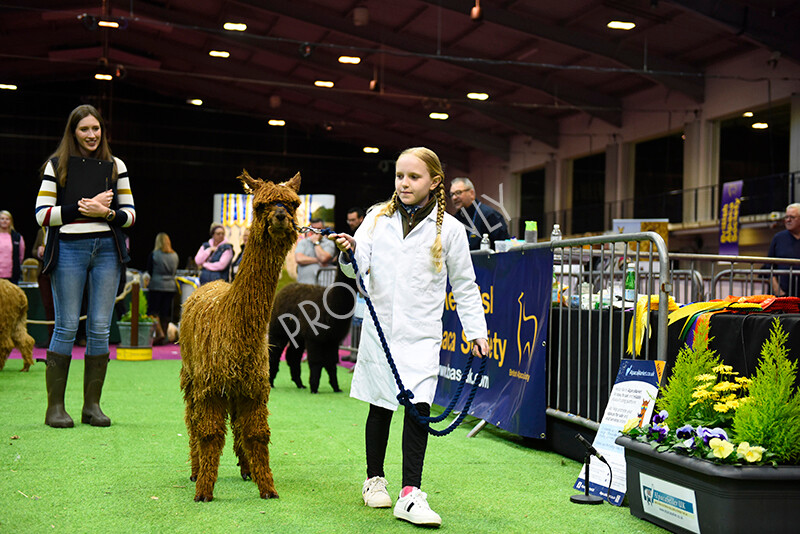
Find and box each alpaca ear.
[282,172,301,192]
[238,169,260,194]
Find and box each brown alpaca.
[179,171,301,502]
[0,279,35,372]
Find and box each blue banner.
[435,247,550,438]
[719,180,743,255]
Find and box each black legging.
[365,402,431,489]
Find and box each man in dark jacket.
[449,177,510,250]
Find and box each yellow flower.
[713,402,731,413]
[745,446,766,463]
[709,438,734,458]
[735,376,751,385]
[737,442,766,463]
[726,399,740,410]
[695,373,717,382]
[713,381,734,392]
[622,417,640,433]
[712,364,735,375]
[692,389,711,399]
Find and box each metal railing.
[545,232,670,430]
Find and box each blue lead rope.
[306,226,488,436]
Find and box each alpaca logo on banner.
[719,180,743,255]
[436,247,550,438]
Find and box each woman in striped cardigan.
[35,104,136,429]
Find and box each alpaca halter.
[305,226,487,437]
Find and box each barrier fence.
[545,234,800,432]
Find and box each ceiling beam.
[233,0,622,127]
[424,0,705,102]
[665,0,800,65]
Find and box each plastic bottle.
[551,224,562,242]
[625,263,636,302]
[480,233,490,251]
[524,220,538,243]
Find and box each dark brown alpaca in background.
[268,266,358,393]
[179,171,301,502]
[0,280,35,372]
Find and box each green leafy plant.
[621,318,800,466]
[733,317,800,464]
[655,320,720,428]
[119,289,156,323]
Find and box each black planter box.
[616,435,800,534]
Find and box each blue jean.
[49,236,122,356]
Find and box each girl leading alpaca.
[332,147,489,528]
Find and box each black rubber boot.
[45,351,74,428]
[82,354,111,427]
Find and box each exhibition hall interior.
[2,2,800,532]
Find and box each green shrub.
[120,289,155,323]
[733,318,800,464]
[656,320,721,428]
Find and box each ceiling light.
[470,0,482,21]
[429,112,449,120]
[94,73,113,81]
[742,111,754,117]
[751,122,768,129]
[467,92,489,101]
[338,56,361,65]
[97,20,120,29]
[363,147,379,154]
[314,80,334,88]
[0,84,18,90]
[607,21,636,30]
[223,22,247,32]
[268,119,285,126]
[208,50,230,58]
[187,99,203,106]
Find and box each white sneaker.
[393,488,442,527]
[362,476,392,508]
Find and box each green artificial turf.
[0,357,666,533]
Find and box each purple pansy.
[648,423,669,443]
[676,424,694,440]
[652,410,668,425]
[696,426,728,445]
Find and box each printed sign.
[573,359,665,505]
[435,247,551,438]
[719,180,743,256]
[640,473,700,533]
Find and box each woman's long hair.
[372,147,446,272]
[41,104,117,187]
[154,232,175,253]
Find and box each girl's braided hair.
[371,147,446,272]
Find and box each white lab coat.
[340,204,487,410]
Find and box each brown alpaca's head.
[238,170,301,247]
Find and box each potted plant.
[116,289,157,347]
[616,318,800,534]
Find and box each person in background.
[295,217,336,284]
[346,207,365,232]
[35,104,136,428]
[331,147,488,528]
[32,228,55,347]
[230,227,249,281]
[146,232,179,345]
[194,223,233,286]
[768,202,800,296]
[0,210,25,285]
[449,177,510,250]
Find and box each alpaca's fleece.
[179,171,301,502]
[0,279,35,372]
